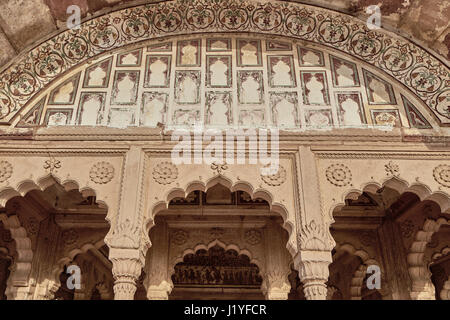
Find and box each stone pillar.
[262,220,291,300]
[144,220,173,300]
[294,146,335,300]
[110,248,145,300]
[294,250,331,300]
[378,215,412,299]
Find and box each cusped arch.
[0,213,32,292]
[441,277,450,300]
[170,239,264,278]
[408,217,450,300]
[0,0,448,127]
[146,175,296,257]
[331,177,450,220]
[334,243,381,300]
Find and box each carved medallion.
[0,161,13,183]
[153,161,178,185]
[171,229,188,245]
[244,229,262,245]
[89,161,115,184]
[326,163,352,187]
[211,162,228,175]
[384,161,399,176]
[62,229,78,246]
[359,231,376,246]
[433,164,450,188]
[44,158,62,174]
[26,217,39,236]
[210,227,225,239]
[261,165,286,186]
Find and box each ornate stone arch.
[0,173,112,299]
[0,213,32,299]
[331,176,450,221]
[408,217,450,300]
[46,239,108,300]
[0,0,448,127]
[146,174,297,258]
[334,243,382,300]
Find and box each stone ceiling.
[0,0,448,69]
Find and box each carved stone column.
[262,221,291,300]
[144,220,173,300]
[110,248,145,300]
[294,250,331,300]
[295,146,335,300]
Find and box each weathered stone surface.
[0,0,56,50]
[0,27,15,68]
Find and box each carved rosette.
[153,161,178,185]
[61,229,78,246]
[171,229,188,245]
[384,161,399,176]
[433,164,450,188]
[326,163,352,187]
[244,229,262,245]
[0,160,13,183]
[261,165,287,186]
[89,161,115,184]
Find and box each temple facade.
[0,0,449,300]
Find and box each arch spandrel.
[0,0,447,130]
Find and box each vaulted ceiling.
[0,0,448,68]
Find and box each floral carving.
[210,227,225,239]
[211,162,228,175]
[44,158,62,173]
[384,161,399,176]
[261,165,286,186]
[400,220,414,238]
[245,229,262,245]
[62,229,78,246]
[89,161,115,184]
[26,217,39,236]
[0,161,13,183]
[171,229,188,245]
[433,164,450,188]
[153,161,178,185]
[359,231,376,247]
[325,163,352,187]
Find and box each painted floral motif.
[0,161,13,183]
[89,161,115,184]
[153,161,178,185]
[326,163,352,187]
[433,164,450,188]
[261,165,286,186]
[0,0,447,126]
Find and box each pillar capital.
[294,250,332,300]
[109,248,145,300]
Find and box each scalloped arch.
[146,175,296,257]
[408,217,450,300]
[0,0,448,126]
[334,242,381,300]
[331,177,450,220]
[0,213,32,293]
[170,238,264,277]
